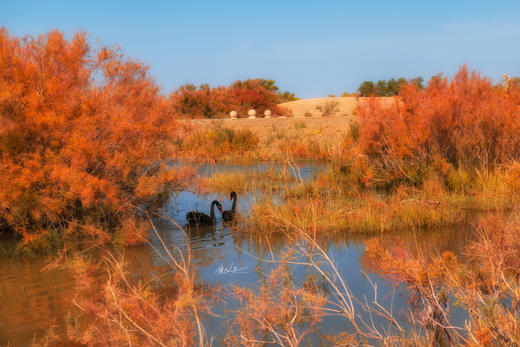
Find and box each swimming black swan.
[222,191,237,222]
[186,200,223,226]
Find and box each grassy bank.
[171,117,350,162]
[201,161,519,236]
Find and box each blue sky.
[2,0,519,98]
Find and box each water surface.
[0,161,475,345]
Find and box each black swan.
[222,191,237,222]
[186,200,223,226]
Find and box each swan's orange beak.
[218,206,222,213]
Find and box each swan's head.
[230,191,236,200]
[216,201,223,213]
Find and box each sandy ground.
[188,115,355,150]
[185,97,394,155]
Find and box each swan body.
[186,200,222,226]
[222,192,237,222]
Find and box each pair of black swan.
[185,191,237,226]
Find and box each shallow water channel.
[0,161,474,345]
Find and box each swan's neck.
[231,194,237,211]
[210,201,216,222]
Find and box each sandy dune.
[279,96,394,118]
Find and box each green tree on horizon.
[359,77,424,96]
[358,81,376,96]
[260,79,299,103]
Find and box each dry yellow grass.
[177,97,395,160]
[219,116,352,141]
[183,116,353,160]
[185,96,395,145]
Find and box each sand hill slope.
[279,96,394,118]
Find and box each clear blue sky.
[2,0,520,98]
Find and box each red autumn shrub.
[168,83,216,118]
[356,66,520,183]
[169,79,292,118]
[227,79,284,116]
[0,28,179,249]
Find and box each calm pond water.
[0,161,474,345]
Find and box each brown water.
[0,162,476,345]
[0,246,74,344]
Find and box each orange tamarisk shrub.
[227,79,288,117]
[0,28,181,250]
[168,79,292,118]
[355,66,520,186]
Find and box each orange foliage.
[356,66,520,184]
[169,79,291,118]
[0,28,179,248]
[66,250,214,346]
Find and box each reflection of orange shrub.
[356,66,520,184]
[0,29,179,249]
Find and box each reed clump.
[199,166,296,194]
[176,124,260,161]
[246,189,462,235]
[237,153,520,236]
